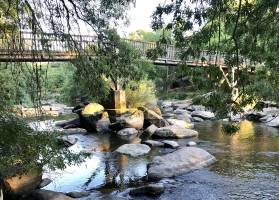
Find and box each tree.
[128,29,172,42]
[73,29,154,101]
[151,0,279,118]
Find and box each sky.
[118,0,166,36]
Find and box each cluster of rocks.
[159,99,216,123]
[22,100,217,199]
[245,104,279,128]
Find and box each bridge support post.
[113,90,127,115]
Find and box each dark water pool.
[43,120,279,199]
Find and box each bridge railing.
[0,31,251,67]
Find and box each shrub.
[125,80,157,108]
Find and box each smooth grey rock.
[176,112,192,123]
[192,117,204,122]
[144,124,158,137]
[167,119,194,129]
[143,140,164,147]
[266,116,279,127]
[187,105,206,112]
[27,189,73,200]
[162,107,173,113]
[139,107,170,127]
[115,144,151,157]
[66,191,90,198]
[96,118,111,133]
[191,111,215,120]
[117,128,138,141]
[187,141,197,146]
[153,126,198,139]
[117,128,138,136]
[39,178,52,188]
[62,128,87,135]
[162,140,179,148]
[110,110,144,130]
[148,147,216,179]
[57,136,77,147]
[129,183,164,196]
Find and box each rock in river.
[167,119,194,129]
[162,140,179,149]
[116,144,151,157]
[143,124,158,137]
[147,147,216,180]
[153,125,198,139]
[143,140,164,147]
[129,183,164,196]
[66,191,90,198]
[26,189,73,200]
[266,116,279,127]
[191,110,215,120]
[117,128,138,141]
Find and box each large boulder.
[115,144,151,157]
[3,168,42,196]
[74,102,106,131]
[25,189,73,200]
[167,119,194,129]
[191,110,215,120]
[139,107,169,128]
[266,116,279,127]
[147,147,216,180]
[110,110,144,131]
[153,126,198,139]
[117,128,138,141]
[96,118,111,133]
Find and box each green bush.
[125,80,157,108]
[0,113,88,179]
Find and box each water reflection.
[43,134,150,193]
[195,120,279,178]
[43,120,279,195]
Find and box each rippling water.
[42,120,279,199]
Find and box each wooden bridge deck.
[0,32,246,67]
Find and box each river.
[42,120,279,199]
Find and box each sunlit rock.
[191,110,215,120]
[139,107,169,127]
[167,119,194,129]
[110,110,144,130]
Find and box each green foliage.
[0,113,88,178]
[73,29,154,102]
[125,79,157,108]
[128,29,172,42]
[222,123,240,135]
[151,0,279,116]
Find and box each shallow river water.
[43,120,279,200]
